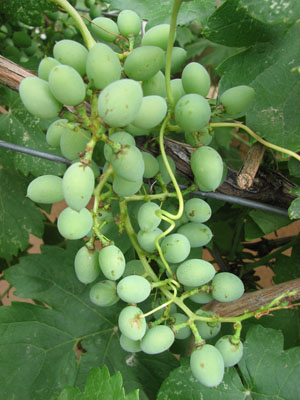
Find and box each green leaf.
[0,88,66,177]
[0,167,45,260]
[249,209,291,235]
[244,217,264,240]
[288,198,300,219]
[176,26,195,48]
[1,244,179,400]
[217,23,300,151]
[0,0,56,25]
[288,157,300,178]
[273,241,300,283]
[240,0,300,25]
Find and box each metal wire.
[0,139,289,217]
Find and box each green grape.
[104,131,135,162]
[153,300,177,320]
[177,222,213,248]
[49,65,86,106]
[170,79,185,105]
[46,119,68,148]
[138,202,161,232]
[24,40,38,56]
[195,310,221,340]
[118,305,147,340]
[132,95,167,130]
[38,57,60,81]
[98,79,143,127]
[74,246,100,284]
[3,45,21,62]
[12,31,31,48]
[64,26,77,40]
[111,145,144,182]
[126,124,150,137]
[117,275,151,303]
[141,24,174,50]
[211,272,244,302]
[62,162,95,211]
[191,146,223,192]
[85,0,95,6]
[184,128,212,147]
[86,43,122,90]
[157,154,176,185]
[175,94,211,133]
[117,10,141,37]
[89,4,102,19]
[91,17,119,42]
[182,62,211,97]
[190,344,224,387]
[161,233,190,264]
[53,39,88,76]
[215,335,244,367]
[220,85,255,117]
[142,152,159,178]
[169,47,187,74]
[89,280,119,307]
[19,77,62,120]
[142,71,167,97]
[176,259,216,287]
[140,325,175,354]
[172,313,191,340]
[184,286,213,304]
[137,228,162,253]
[27,175,64,204]
[98,245,125,280]
[113,175,143,197]
[184,198,212,223]
[57,207,93,240]
[60,127,91,160]
[123,260,145,277]
[120,334,141,353]
[124,46,165,81]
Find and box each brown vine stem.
[0,55,35,92]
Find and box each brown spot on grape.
[200,363,205,368]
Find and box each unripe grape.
[220,85,255,117]
[195,310,221,340]
[161,233,190,264]
[190,344,224,387]
[117,275,151,303]
[120,334,141,353]
[157,154,176,185]
[170,79,185,105]
[177,222,213,248]
[132,95,167,130]
[49,65,86,106]
[12,31,31,48]
[182,62,211,97]
[62,162,95,211]
[124,46,165,81]
[169,47,187,74]
[172,313,191,340]
[19,77,62,120]
[142,152,159,178]
[89,280,119,307]
[191,146,223,192]
[74,246,100,284]
[46,119,68,148]
[140,325,175,354]
[184,198,212,223]
[38,57,60,81]
[111,145,144,182]
[98,79,143,127]
[215,335,244,367]
[53,39,88,76]
[137,228,162,253]
[142,71,167,97]
[86,43,122,89]
[123,260,145,277]
[211,272,244,302]
[91,17,119,42]
[138,202,161,232]
[59,127,91,160]
[126,124,150,137]
[184,128,212,147]
[113,175,143,197]
[57,207,93,240]
[176,259,216,287]
[175,94,211,133]
[142,24,174,50]
[104,131,136,162]
[98,245,125,280]
[89,3,102,19]
[184,287,213,304]
[117,10,141,37]
[27,175,64,204]
[118,305,147,340]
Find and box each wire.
[0,140,289,217]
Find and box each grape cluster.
[20,7,255,389]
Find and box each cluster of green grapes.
[20,5,255,389]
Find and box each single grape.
[53,39,88,76]
[215,335,244,367]
[137,202,161,232]
[120,334,141,353]
[12,31,31,48]
[117,10,141,37]
[98,79,143,127]
[142,152,160,178]
[86,43,122,89]
[170,79,185,105]
[98,245,125,281]
[74,246,100,284]
[59,127,91,160]
[26,175,63,204]
[184,128,212,147]
[184,198,212,223]
[175,94,211,133]
[172,313,191,340]
[89,280,119,307]
[191,146,223,192]
[182,62,211,97]
[90,16,119,42]
[177,222,213,248]
[140,325,175,354]
[113,175,143,197]
[46,119,68,148]
[104,131,135,162]
[111,145,144,182]
[141,24,174,50]
[38,57,60,81]
[89,3,102,18]
[126,124,150,137]
[49,64,86,106]
[161,233,191,264]
[184,287,214,304]
[117,275,151,303]
[195,310,221,340]
[137,228,162,253]
[131,95,167,129]
[211,272,245,302]
[62,162,95,211]
[169,47,187,74]
[123,260,145,277]
[157,154,176,185]
[142,71,167,97]
[19,77,62,120]
[190,344,224,387]
[57,207,93,240]
[118,305,147,341]
[220,85,255,117]
[124,46,165,81]
[176,259,216,287]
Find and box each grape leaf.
[0,87,66,177]
[273,241,300,283]
[0,167,44,260]
[217,22,300,151]
[248,209,291,235]
[288,198,300,220]
[0,0,56,25]
[1,244,179,400]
